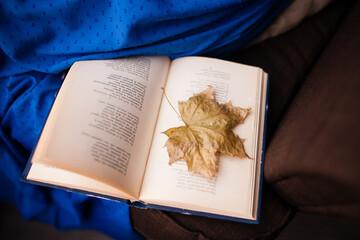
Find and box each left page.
[26,56,170,199]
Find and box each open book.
[23,56,268,223]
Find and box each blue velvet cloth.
[0,0,292,239]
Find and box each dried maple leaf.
[163,86,251,178]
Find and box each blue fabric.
[0,0,292,239]
[0,0,292,76]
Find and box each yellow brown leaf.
[163,86,251,178]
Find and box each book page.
[140,56,266,219]
[29,56,170,198]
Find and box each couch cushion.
[265,0,360,218]
[131,184,293,240]
[228,0,353,141]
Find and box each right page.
[140,56,267,220]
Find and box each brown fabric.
[131,184,293,240]
[227,0,353,142]
[265,0,360,218]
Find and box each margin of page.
[136,64,171,196]
[254,72,269,222]
[142,203,259,224]
[22,162,134,203]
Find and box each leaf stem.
[161,87,187,126]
